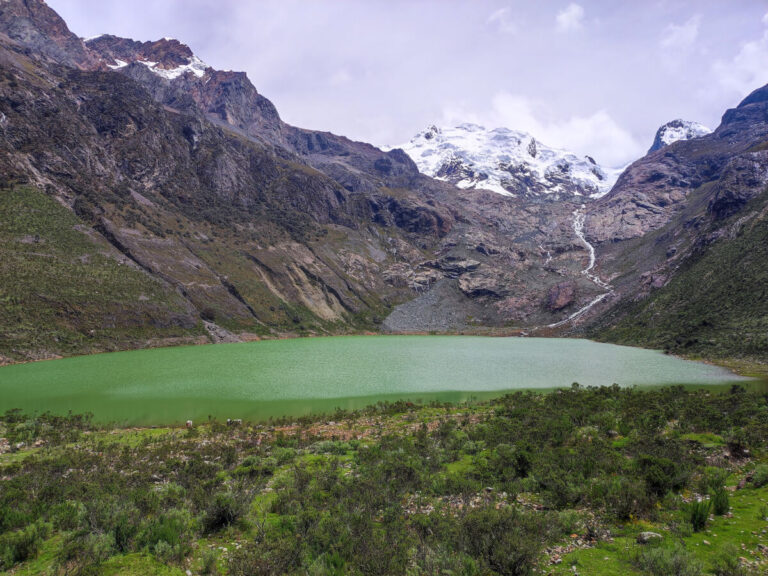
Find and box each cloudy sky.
[48,0,768,167]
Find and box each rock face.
[547,282,576,311]
[0,0,613,360]
[396,124,621,198]
[648,119,711,153]
[0,0,102,68]
[588,86,768,243]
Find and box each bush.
[639,455,686,497]
[0,521,50,570]
[51,501,86,531]
[698,467,729,493]
[203,490,248,533]
[460,507,540,576]
[592,476,649,520]
[752,464,768,488]
[686,500,711,532]
[140,509,192,555]
[56,531,114,575]
[711,487,729,516]
[201,548,220,575]
[712,544,749,576]
[633,542,703,576]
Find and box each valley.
[1,1,768,575]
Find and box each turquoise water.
[0,336,749,424]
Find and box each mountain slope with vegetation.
[582,84,768,364]
[0,187,203,363]
[591,187,768,360]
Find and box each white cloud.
[487,7,518,35]
[763,11,768,26]
[660,15,701,50]
[328,68,352,87]
[713,29,768,97]
[556,3,584,32]
[441,92,642,167]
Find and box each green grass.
[680,432,725,447]
[551,484,768,575]
[97,553,187,576]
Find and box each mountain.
[648,119,712,153]
[588,87,768,242]
[0,0,611,362]
[584,85,768,359]
[2,0,767,364]
[396,123,621,198]
[0,0,101,68]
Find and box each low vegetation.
[0,187,203,362]
[1,385,768,575]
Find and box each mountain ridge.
[0,0,611,362]
[1,0,768,363]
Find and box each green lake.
[0,336,753,425]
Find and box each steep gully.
[547,206,613,329]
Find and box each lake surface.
[0,336,751,425]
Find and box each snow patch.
[659,121,711,146]
[132,56,209,80]
[151,56,209,80]
[107,59,128,70]
[393,124,621,198]
[650,119,712,152]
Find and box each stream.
[547,205,613,328]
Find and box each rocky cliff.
[0,0,607,361]
[582,85,768,357]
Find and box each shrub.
[51,501,86,531]
[751,464,768,488]
[593,476,649,520]
[201,548,220,576]
[686,499,711,532]
[56,531,114,575]
[460,507,540,576]
[141,510,190,550]
[203,490,248,533]
[0,521,50,570]
[712,544,748,576]
[633,542,703,576]
[639,455,686,497]
[698,467,729,493]
[711,487,729,516]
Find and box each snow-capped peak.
[648,119,712,153]
[395,124,621,198]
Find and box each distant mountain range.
[396,119,712,200]
[0,0,766,363]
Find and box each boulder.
[636,532,662,544]
[547,281,576,311]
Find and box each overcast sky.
[48,0,768,167]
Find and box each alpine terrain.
[0,0,766,366]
